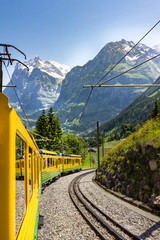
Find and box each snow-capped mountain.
[4,40,160,132]
[4,57,71,126]
[153,44,160,53]
[53,39,160,134]
[18,56,71,80]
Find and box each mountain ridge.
[53,39,160,134]
[3,57,71,124]
[3,40,160,133]
[93,76,160,138]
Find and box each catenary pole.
[0,59,2,92]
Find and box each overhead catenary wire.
[29,131,53,142]
[3,64,53,143]
[79,20,160,120]
[83,53,160,88]
[3,61,31,129]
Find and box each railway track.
[69,170,142,240]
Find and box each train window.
[43,158,46,169]
[22,160,24,168]
[40,158,42,171]
[56,158,58,168]
[37,155,40,187]
[72,159,74,166]
[52,158,54,166]
[67,159,71,164]
[28,147,32,201]
[50,158,52,167]
[64,159,66,164]
[16,135,25,235]
[34,153,37,187]
[47,158,50,168]
[16,162,19,168]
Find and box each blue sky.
[1,0,160,84]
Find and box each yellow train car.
[0,92,82,240]
[0,93,41,240]
[63,154,82,173]
[40,150,63,184]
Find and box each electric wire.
[3,61,32,129]
[80,20,160,120]
[29,131,52,141]
[83,53,160,88]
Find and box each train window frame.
[28,147,32,202]
[40,157,42,171]
[43,158,46,169]
[37,155,40,187]
[34,152,37,187]
[15,134,25,235]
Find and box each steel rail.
[69,171,139,240]
[73,172,127,240]
[78,175,142,240]
[69,172,108,240]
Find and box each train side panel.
[63,155,82,173]
[41,156,62,184]
[0,93,41,240]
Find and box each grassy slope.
[82,140,120,169]
[100,116,160,202]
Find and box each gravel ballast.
[38,170,99,240]
[38,170,160,240]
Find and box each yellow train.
[16,151,82,184]
[0,92,82,240]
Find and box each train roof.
[39,149,58,156]
[70,154,81,158]
[63,154,81,158]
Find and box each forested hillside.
[92,76,160,139]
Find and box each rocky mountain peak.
[16,56,71,80]
[153,44,160,53]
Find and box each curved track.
[69,170,142,240]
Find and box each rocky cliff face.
[3,57,71,125]
[54,39,160,134]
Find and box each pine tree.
[35,109,48,149]
[151,98,159,118]
[46,106,62,151]
[35,106,63,151]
